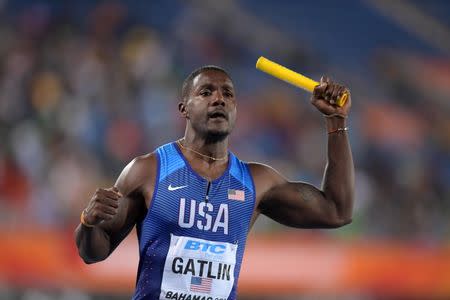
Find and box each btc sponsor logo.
[184,240,226,254]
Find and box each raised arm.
[75,153,156,263]
[251,76,354,229]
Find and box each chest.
[147,168,254,238]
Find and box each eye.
[200,90,211,96]
[224,91,234,98]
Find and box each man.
[75,65,354,300]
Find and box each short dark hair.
[181,65,232,101]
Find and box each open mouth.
[208,111,228,120]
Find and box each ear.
[178,101,189,118]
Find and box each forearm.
[322,117,355,221]
[75,223,111,264]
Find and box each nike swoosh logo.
[168,184,188,191]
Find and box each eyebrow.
[197,83,214,91]
[222,84,234,91]
[196,83,234,92]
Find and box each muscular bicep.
[259,181,346,228]
[98,155,154,253]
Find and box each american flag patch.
[228,189,245,201]
[190,276,212,293]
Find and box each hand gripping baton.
[256,56,348,107]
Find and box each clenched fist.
[82,187,122,226]
[311,76,351,117]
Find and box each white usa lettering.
[178,198,229,235]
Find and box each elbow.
[328,208,353,228]
[79,253,105,264]
[81,257,96,265]
[335,209,353,227]
[330,195,354,228]
[78,249,95,264]
[328,217,352,228]
[79,251,99,264]
[338,217,352,227]
[74,226,110,264]
[77,248,107,264]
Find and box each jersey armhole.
[136,151,161,238]
[243,162,257,234]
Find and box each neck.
[180,134,229,164]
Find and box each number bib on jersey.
[159,234,238,300]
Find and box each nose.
[212,91,225,106]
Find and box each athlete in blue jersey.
[75,66,354,300]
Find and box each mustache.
[207,109,228,120]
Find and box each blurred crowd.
[0,1,449,243]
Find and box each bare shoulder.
[247,162,287,204]
[247,162,286,185]
[116,152,158,197]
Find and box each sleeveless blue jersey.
[132,142,256,300]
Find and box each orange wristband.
[80,209,95,227]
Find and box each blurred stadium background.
[1,0,450,299]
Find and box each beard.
[190,118,233,144]
[204,129,229,144]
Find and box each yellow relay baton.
[256,56,348,107]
